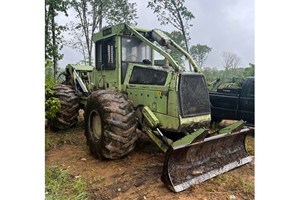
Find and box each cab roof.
[92,23,150,43]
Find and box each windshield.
[122,37,152,62]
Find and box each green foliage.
[203,65,255,91]
[45,60,61,120]
[165,31,185,66]
[45,60,55,92]
[68,0,138,65]
[221,68,246,80]
[45,0,67,58]
[45,166,88,200]
[147,0,194,32]
[45,0,68,79]
[190,44,212,68]
[106,0,138,26]
[45,23,66,61]
[45,97,61,120]
[243,63,255,77]
[202,67,221,84]
[165,31,212,69]
[148,0,195,71]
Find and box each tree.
[147,0,195,70]
[106,0,138,26]
[45,0,68,80]
[165,30,185,66]
[69,0,138,65]
[166,31,212,69]
[202,67,222,84]
[243,63,255,77]
[190,44,212,68]
[66,21,89,65]
[45,59,61,121]
[222,51,241,70]
[70,0,105,66]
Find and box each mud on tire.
[84,90,137,159]
[51,84,80,130]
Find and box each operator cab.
[92,24,202,93]
[93,24,198,73]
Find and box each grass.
[245,136,255,156]
[45,166,89,200]
[45,133,52,152]
[206,172,254,199]
[227,176,254,198]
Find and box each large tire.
[51,84,80,130]
[84,90,137,159]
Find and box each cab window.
[96,37,115,70]
[121,37,151,63]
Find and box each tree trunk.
[99,19,102,31]
[99,2,103,31]
[50,5,57,81]
[181,28,192,71]
[172,0,192,71]
[45,7,50,60]
[88,45,92,65]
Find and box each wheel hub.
[89,110,102,140]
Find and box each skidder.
[52,24,253,192]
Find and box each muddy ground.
[45,114,254,200]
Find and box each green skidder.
[51,24,253,192]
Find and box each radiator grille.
[179,74,210,117]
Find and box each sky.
[57,0,254,69]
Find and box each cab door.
[95,36,119,90]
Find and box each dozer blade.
[161,128,253,192]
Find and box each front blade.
[161,128,253,192]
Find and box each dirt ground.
[45,114,254,200]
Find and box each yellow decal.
[157,91,162,96]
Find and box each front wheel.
[84,90,137,159]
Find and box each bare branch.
[222,52,241,69]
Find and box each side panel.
[125,65,170,115]
[167,73,180,117]
[209,92,239,120]
[124,64,182,130]
[127,88,168,114]
[238,96,254,124]
[209,77,254,125]
[238,78,255,124]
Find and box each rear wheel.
[84,90,137,159]
[51,84,80,130]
